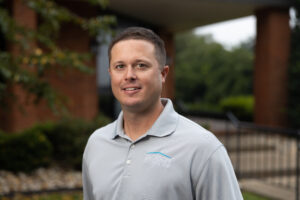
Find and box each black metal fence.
[224,112,300,200]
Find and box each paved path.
[240,179,295,200]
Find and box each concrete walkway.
[240,179,295,200]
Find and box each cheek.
[110,74,121,85]
[110,78,121,96]
[145,73,163,89]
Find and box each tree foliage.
[0,0,115,113]
[175,31,254,109]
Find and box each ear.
[108,66,111,75]
[161,65,169,83]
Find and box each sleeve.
[193,146,243,200]
[82,156,94,200]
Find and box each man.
[82,27,243,200]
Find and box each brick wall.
[159,30,175,100]
[0,0,99,132]
[254,7,290,127]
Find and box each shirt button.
[131,144,135,148]
[126,160,131,165]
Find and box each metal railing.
[224,112,300,200]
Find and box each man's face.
[109,39,168,112]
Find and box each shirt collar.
[111,98,179,140]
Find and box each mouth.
[124,88,139,91]
[122,86,141,93]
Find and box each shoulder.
[168,114,224,167]
[83,121,116,156]
[175,114,222,149]
[89,121,117,140]
[177,115,209,133]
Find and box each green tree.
[175,31,253,111]
[0,0,115,113]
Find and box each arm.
[193,146,243,200]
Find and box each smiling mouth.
[124,88,139,91]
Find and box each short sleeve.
[82,156,94,200]
[193,146,243,200]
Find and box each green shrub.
[31,115,111,170]
[43,119,93,169]
[0,114,111,172]
[219,95,254,121]
[0,129,52,172]
[185,102,222,113]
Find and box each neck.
[123,100,164,141]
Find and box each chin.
[120,99,143,108]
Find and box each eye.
[137,63,147,69]
[115,64,125,70]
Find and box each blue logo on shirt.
[146,152,172,159]
[144,152,173,168]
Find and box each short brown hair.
[108,27,166,68]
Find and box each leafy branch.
[0,0,116,114]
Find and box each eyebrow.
[133,59,152,65]
[111,61,124,66]
[111,59,152,66]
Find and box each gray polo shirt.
[82,99,243,200]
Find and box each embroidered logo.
[144,152,173,168]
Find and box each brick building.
[0,0,294,132]
[0,0,100,132]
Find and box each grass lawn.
[0,191,82,200]
[243,191,271,200]
[0,191,270,200]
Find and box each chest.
[87,140,194,200]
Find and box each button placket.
[126,159,131,165]
[123,143,136,177]
[114,142,135,199]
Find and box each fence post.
[296,131,300,200]
[226,112,241,179]
[236,125,241,179]
[225,119,229,149]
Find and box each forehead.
[111,39,156,57]
[112,39,154,50]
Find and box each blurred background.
[0,0,299,199]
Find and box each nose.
[125,67,137,81]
